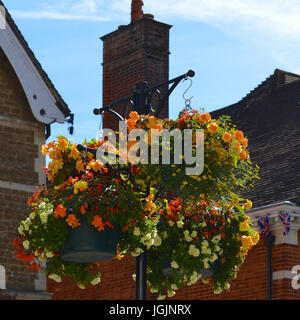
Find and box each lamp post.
[92,70,195,300]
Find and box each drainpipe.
[264,232,275,300]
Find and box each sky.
[3,0,300,144]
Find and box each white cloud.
[9,0,300,71]
[11,0,110,21]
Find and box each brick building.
[0,1,71,299]
[2,0,300,300]
[47,1,300,300]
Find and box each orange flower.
[68,176,78,184]
[199,113,211,123]
[57,138,69,152]
[234,130,244,143]
[93,160,103,172]
[152,123,163,131]
[207,122,219,135]
[242,138,248,149]
[66,214,80,229]
[76,158,85,173]
[41,144,49,156]
[222,132,232,143]
[129,111,139,122]
[54,204,67,218]
[127,119,136,131]
[92,215,105,231]
[65,194,74,202]
[80,203,88,215]
[240,150,249,161]
[148,116,157,128]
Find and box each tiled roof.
[211,69,300,207]
[0,1,70,117]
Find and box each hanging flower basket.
[12,108,260,297]
[60,217,121,263]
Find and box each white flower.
[131,247,144,257]
[23,240,30,250]
[157,294,166,300]
[203,259,210,269]
[167,290,176,297]
[191,231,197,237]
[40,212,48,224]
[212,235,221,243]
[193,248,200,257]
[153,236,162,247]
[78,283,86,289]
[189,271,200,285]
[18,225,24,235]
[133,227,141,236]
[171,261,179,269]
[188,244,196,256]
[141,233,151,242]
[39,202,46,210]
[29,212,36,220]
[183,230,189,237]
[171,284,178,290]
[146,238,155,248]
[132,274,136,281]
[23,220,30,231]
[177,220,184,228]
[91,277,101,286]
[201,240,209,247]
[151,230,157,238]
[184,230,192,242]
[188,244,200,257]
[45,251,54,258]
[215,245,221,252]
[202,247,211,255]
[210,253,218,263]
[48,274,62,283]
[150,287,158,293]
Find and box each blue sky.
[3,0,300,144]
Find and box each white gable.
[0,14,67,124]
[0,265,5,289]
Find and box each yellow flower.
[241,236,253,252]
[74,180,88,194]
[70,143,80,160]
[252,232,260,245]
[244,200,253,211]
[239,220,249,232]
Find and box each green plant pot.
[60,217,121,263]
[200,261,215,279]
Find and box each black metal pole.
[264,232,275,300]
[136,248,147,300]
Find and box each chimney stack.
[101,1,171,130]
[131,0,144,23]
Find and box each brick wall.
[101,17,171,130]
[47,234,300,300]
[0,47,47,297]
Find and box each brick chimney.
[101,0,172,130]
[131,0,144,23]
